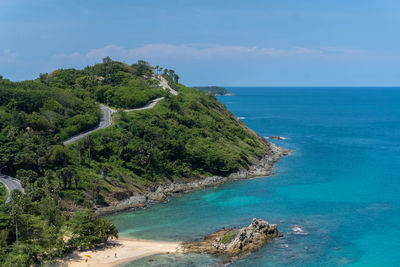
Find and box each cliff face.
[97,143,290,215]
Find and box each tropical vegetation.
[0,183,6,203]
[0,58,267,265]
[192,86,231,96]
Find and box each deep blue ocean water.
[110,87,400,266]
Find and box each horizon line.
[190,85,400,88]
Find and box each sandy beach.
[61,238,182,267]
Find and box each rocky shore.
[97,142,290,216]
[61,219,282,266]
[183,218,282,262]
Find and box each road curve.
[63,104,116,145]
[63,77,177,146]
[0,79,176,202]
[63,98,165,145]
[124,97,165,112]
[0,174,24,203]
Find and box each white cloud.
[84,44,323,59]
[51,44,369,67]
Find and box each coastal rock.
[269,136,286,140]
[147,186,167,202]
[164,183,187,194]
[223,218,282,253]
[96,143,290,216]
[123,194,147,206]
[113,191,132,201]
[183,218,282,259]
[96,194,147,215]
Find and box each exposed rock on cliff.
[97,143,290,216]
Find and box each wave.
[264,136,287,140]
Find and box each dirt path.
[158,75,178,95]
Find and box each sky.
[1,0,400,86]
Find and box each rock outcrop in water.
[269,136,286,140]
[183,218,282,259]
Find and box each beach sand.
[61,238,182,267]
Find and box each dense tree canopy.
[0,58,268,265]
[192,86,231,96]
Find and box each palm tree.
[97,220,118,244]
[56,168,67,189]
[65,167,76,189]
[173,74,180,83]
[168,69,175,78]
[10,190,24,242]
[77,141,85,164]
[154,65,160,76]
[83,136,96,163]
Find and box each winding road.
[63,104,117,145]
[124,97,164,112]
[2,98,164,201]
[0,174,24,203]
[63,76,176,146]
[62,98,166,145]
[1,77,176,202]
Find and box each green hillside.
[192,86,231,95]
[0,58,268,265]
[65,84,266,205]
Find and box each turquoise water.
[111,87,400,266]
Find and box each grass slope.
[0,59,270,265]
[64,84,267,205]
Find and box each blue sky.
[1,0,400,86]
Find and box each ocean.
[110,87,400,266]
